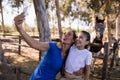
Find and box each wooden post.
[16,67,21,80]
[110,48,116,69]
[0,40,4,62]
[102,42,109,80]
[18,36,21,55]
[110,41,118,68]
[116,15,120,40]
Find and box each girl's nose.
[64,34,68,37]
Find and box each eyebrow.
[78,36,83,38]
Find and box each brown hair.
[81,31,91,49]
[60,30,77,76]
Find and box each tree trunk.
[116,14,120,40]
[55,0,62,39]
[33,0,50,42]
[0,1,5,35]
[77,17,79,32]
[105,15,111,42]
[69,15,72,29]
[33,0,50,60]
[91,11,96,42]
[107,15,111,42]
[92,11,96,29]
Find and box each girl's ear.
[73,39,76,42]
[86,41,89,45]
[73,39,75,43]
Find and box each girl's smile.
[75,32,90,50]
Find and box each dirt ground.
[0,35,120,80]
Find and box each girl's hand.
[14,13,25,30]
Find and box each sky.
[0,0,91,30]
[0,0,36,27]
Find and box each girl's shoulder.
[48,42,61,50]
[70,44,77,49]
[84,49,92,55]
[49,42,56,47]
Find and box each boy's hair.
[81,31,91,49]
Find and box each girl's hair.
[63,28,77,41]
[60,29,77,76]
[72,30,77,44]
[81,31,91,49]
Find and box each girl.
[14,13,77,80]
[61,31,92,80]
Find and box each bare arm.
[84,65,90,80]
[14,13,49,51]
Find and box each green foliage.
[75,0,120,28]
[88,0,104,12]
[9,0,24,7]
[1,25,16,34]
[60,0,73,17]
[87,0,120,15]
[45,0,50,9]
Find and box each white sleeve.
[69,44,76,51]
[85,52,92,65]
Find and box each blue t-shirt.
[30,42,63,80]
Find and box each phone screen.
[23,6,29,16]
[23,1,30,16]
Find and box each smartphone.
[23,1,30,16]
[23,6,29,16]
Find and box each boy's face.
[75,32,88,48]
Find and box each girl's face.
[75,32,89,48]
[62,30,75,45]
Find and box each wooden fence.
[1,35,118,80]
